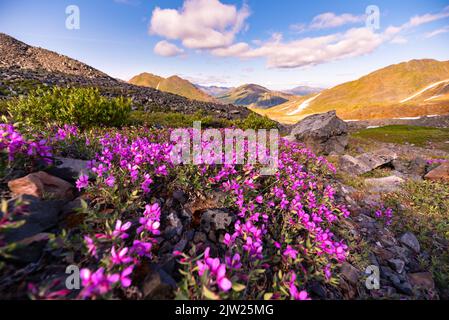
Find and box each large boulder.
[288,110,348,155]
[424,162,449,182]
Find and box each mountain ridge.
[218,83,296,109]
[254,59,449,123]
[128,72,216,103]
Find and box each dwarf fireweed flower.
[76,174,89,191]
[80,267,119,299]
[84,236,97,258]
[196,247,233,292]
[110,247,133,265]
[105,175,115,187]
[131,240,153,258]
[112,220,131,239]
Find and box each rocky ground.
[285,111,449,299]
[1,111,448,300]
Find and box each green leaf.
[264,293,273,300]
[232,283,246,292]
[202,286,219,300]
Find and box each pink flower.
[216,264,232,292]
[84,236,97,257]
[283,245,298,260]
[112,220,131,239]
[119,266,134,287]
[105,175,115,187]
[76,174,89,191]
[111,247,133,265]
[131,240,153,257]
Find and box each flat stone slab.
[365,175,405,193]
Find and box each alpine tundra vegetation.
[0,0,449,302]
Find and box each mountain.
[129,73,215,103]
[254,59,449,124]
[283,86,323,96]
[0,33,250,120]
[196,85,233,97]
[218,84,295,109]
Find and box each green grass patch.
[352,125,449,148]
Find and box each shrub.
[8,87,131,129]
[233,112,278,130]
[129,110,278,130]
[128,111,231,128]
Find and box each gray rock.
[163,212,183,239]
[364,175,405,193]
[339,155,372,175]
[341,262,359,286]
[141,265,177,300]
[200,209,234,233]
[46,157,90,182]
[172,190,187,204]
[388,258,405,274]
[357,148,397,171]
[193,232,207,244]
[288,110,348,155]
[399,232,420,253]
[3,195,65,243]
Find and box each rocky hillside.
[0,33,111,80]
[218,84,295,109]
[129,73,216,103]
[0,34,250,120]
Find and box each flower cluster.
[0,123,52,164]
[3,124,352,300]
[374,206,393,226]
[79,202,161,299]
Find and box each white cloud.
[390,36,408,44]
[425,25,449,38]
[153,40,184,57]
[211,42,250,57]
[309,12,366,30]
[149,0,250,50]
[290,12,365,33]
[149,3,449,69]
[386,5,449,37]
[241,28,383,68]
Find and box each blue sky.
[1,0,449,90]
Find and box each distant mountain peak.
[129,72,216,103]
[218,83,294,109]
